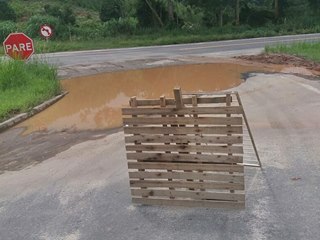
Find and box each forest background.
[0,0,319,52]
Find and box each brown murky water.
[19,63,274,133]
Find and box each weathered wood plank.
[135,96,228,106]
[126,144,243,154]
[132,198,245,209]
[123,117,243,126]
[124,126,243,135]
[131,189,245,201]
[122,106,243,116]
[174,88,184,109]
[127,152,243,163]
[130,180,244,190]
[129,171,244,183]
[128,162,244,173]
[125,134,243,144]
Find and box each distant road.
[43,33,320,67]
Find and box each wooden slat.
[131,189,245,201]
[130,180,244,190]
[124,126,243,135]
[135,96,228,106]
[132,198,245,209]
[122,106,243,116]
[125,134,243,144]
[126,144,243,154]
[123,116,242,126]
[127,152,243,164]
[129,171,244,183]
[128,162,244,173]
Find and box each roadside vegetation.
[0,60,61,121]
[0,0,319,53]
[265,42,320,63]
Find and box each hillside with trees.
[0,0,319,50]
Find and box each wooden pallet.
[122,88,245,209]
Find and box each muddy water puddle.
[19,63,276,133]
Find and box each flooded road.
[19,63,275,133]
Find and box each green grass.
[0,60,61,121]
[265,42,320,63]
[1,25,319,55]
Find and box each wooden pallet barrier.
[122,88,245,209]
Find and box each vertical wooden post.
[130,97,147,198]
[192,95,204,192]
[226,93,235,194]
[161,96,175,199]
[174,88,193,190]
[174,87,184,109]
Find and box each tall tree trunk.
[168,0,174,22]
[145,0,164,27]
[275,0,279,19]
[235,0,240,25]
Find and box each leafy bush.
[70,0,104,11]
[103,17,138,36]
[100,0,125,22]
[61,6,76,25]
[26,15,69,39]
[0,21,16,42]
[44,4,76,25]
[74,19,103,39]
[44,4,61,18]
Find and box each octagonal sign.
[3,33,34,60]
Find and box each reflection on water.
[19,63,270,133]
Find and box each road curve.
[41,33,320,67]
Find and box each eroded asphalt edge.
[0,92,68,133]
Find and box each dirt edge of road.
[236,53,320,74]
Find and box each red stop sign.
[3,33,34,60]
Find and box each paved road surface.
[1,73,319,240]
[43,33,320,67]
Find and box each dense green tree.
[235,0,240,25]
[0,1,16,21]
[69,0,104,11]
[187,0,234,27]
[61,6,76,25]
[1,0,319,39]
[136,0,167,27]
[308,0,320,15]
[100,0,125,22]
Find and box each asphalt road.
[1,34,320,239]
[0,72,320,240]
[44,33,320,67]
